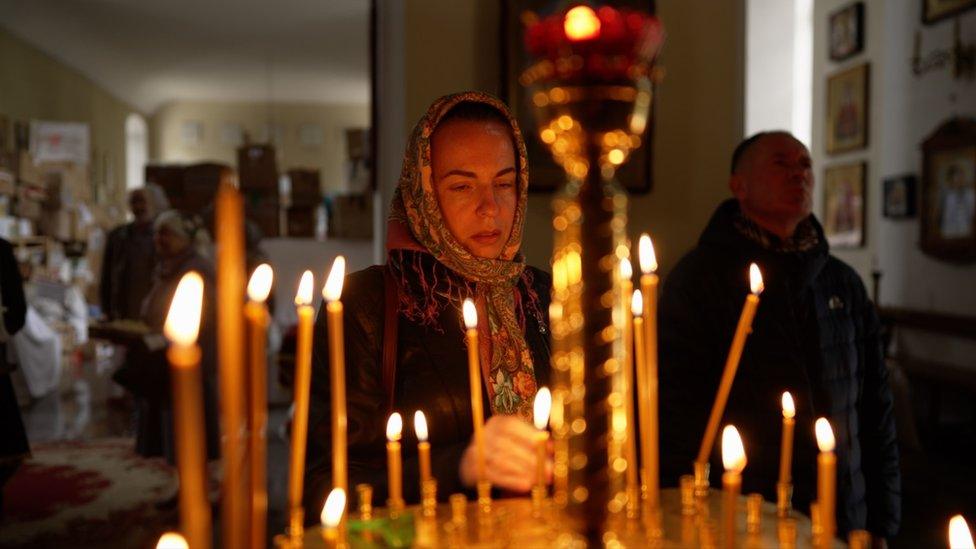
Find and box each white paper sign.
[30,121,90,164]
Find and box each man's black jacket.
[659,199,900,538]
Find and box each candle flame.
[320,487,346,529]
[246,263,273,303]
[782,391,796,419]
[463,298,478,330]
[163,272,203,346]
[534,387,552,431]
[749,263,765,294]
[631,289,643,317]
[295,270,314,306]
[815,418,835,453]
[414,410,429,442]
[156,532,189,549]
[564,5,601,41]
[386,412,403,442]
[721,425,747,473]
[950,515,975,549]
[620,257,633,280]
[638,234,658,274]
[323,256,346,302]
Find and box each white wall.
[150,100,369,194]
[812,0,976,316]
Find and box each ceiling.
[0,0,371,114]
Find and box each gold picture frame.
[921,118,976,263]
[923,0,976,24]
[824,162,866,249]
[826,63,869,155]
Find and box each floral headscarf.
[387,91,538,419]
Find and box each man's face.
[731,134,814,226]
[431,118,517,259]
[129,191,149,222]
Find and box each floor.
[3,344,975,547]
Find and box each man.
[659,131,900,542]
[100,185,168,320]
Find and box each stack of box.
[145,164,186,210]
[237,144,280,237]
[182,163,227,213]
[286,168,321,237]
[331,194,374,239]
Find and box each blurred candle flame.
[721,425,747,473]
[782,392,796,419]
[414,411,429,442]
[320,488,346,529]
[815,418,835,453]
[534,387,552,431]
[246,263,273,303]
[463,298,478,330]
[387,412,403,442]
[295,270,314,306]
[164,272,204,346]
[323,256,346,302]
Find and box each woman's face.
[431,118,517,259]
[153,224,190,259]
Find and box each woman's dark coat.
[302,252,551,517]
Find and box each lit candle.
[215,181,246,548]
[637,235,660,510]
[620,258,639,515]
[815,418,837,545]
[533,387,552,490]
[386,413,405,513]
[462,299,487,484]
[415,411,432,485]
[721,425,747,549]
[245,264,272,549]
[631,290,650,500]
[564,4,601,41]
[156,532,189,549]
[950,515,975,549]
[164,272,212,549]
[323,257,348,500]
[697,264,764,470]
[320,487,347,548]
[287,270,315,538]
[778,391,796,517]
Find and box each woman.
[304,92,551,515]
[121,210,220,465]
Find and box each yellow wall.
[0,27,133,206]
[401,0,745,273]
[150,100,370,194]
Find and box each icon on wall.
[883,175,917,219]
[921,118,976,262]
[829,2,865,61]
[826,63,869,155]
[824,162,866,249]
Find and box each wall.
[0,27,133,206]
[812,0,976,315]
[150,100,369,194]
[389,0,745,274]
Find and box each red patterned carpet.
[0,438,179,548]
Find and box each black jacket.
[659,199,900,539]
[303,252,552,518]
[1,237,28,462]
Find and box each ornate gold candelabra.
[520,4,664,544]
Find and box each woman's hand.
[458,415,550,493]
